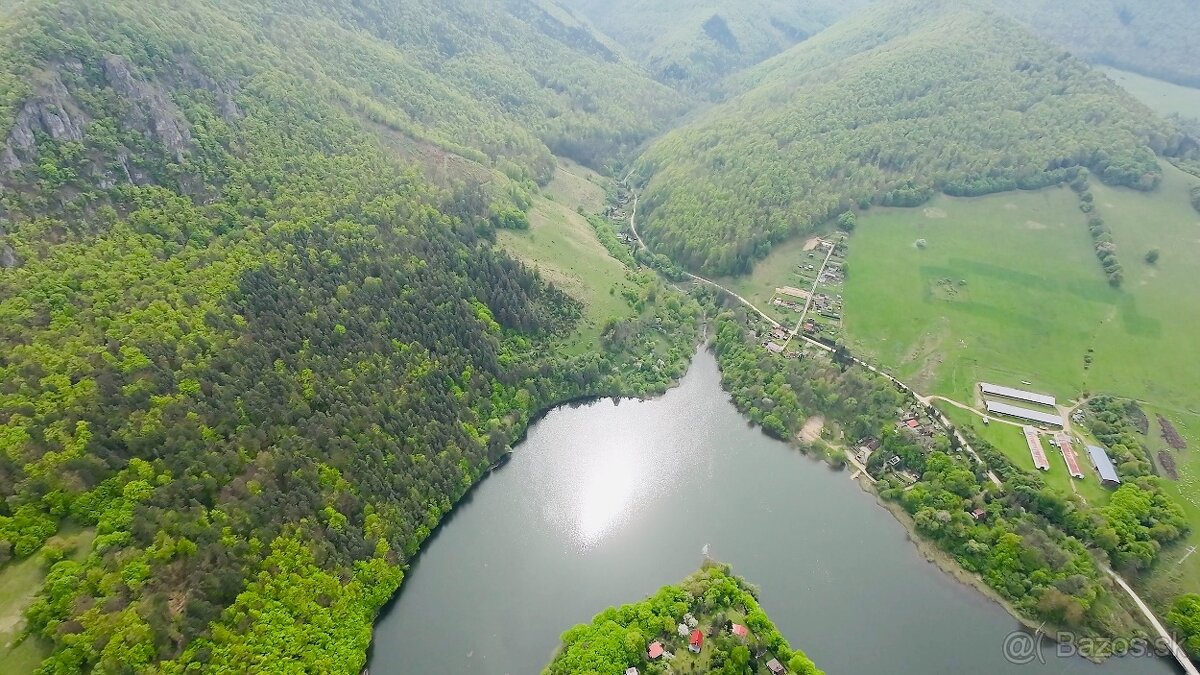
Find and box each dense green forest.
[557,0,867,90]
[706,301,1186,646]
[632,0,1196,275]
[544,563,822,675]
[0,0,698,671]
[996,0,1200,88]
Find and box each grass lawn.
[498,160,641,352]
[1099,66,1200,120]
[0,526,95,671]
[835,161,1200,603]
[936,405,1113,506]
[718,233,836,325]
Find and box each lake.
[369,348,1177,674]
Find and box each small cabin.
[688,629,704,653]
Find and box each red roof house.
[647,642,663,659]
[689,629,704,653]
[731,623,749,638]
[905,418,920,429]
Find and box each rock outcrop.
[101,54,193,161]
[1,68,88,173]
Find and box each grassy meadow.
[0,528,94,672]
[1099,66,1200,120]
[831,161,1200,602]
[498,159,642,352]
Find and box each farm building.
[776,286,809,299]
[766,342,785,354]
[1055,433,1085,479]
[984,400,1063,427]
[1022,426,1050,471]
[980,382,1056,407]
[1086,445,1122,486]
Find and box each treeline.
[544,563,822,675]
[632,0,1195,275]
[707,305,1175,644]
[1070,171,1124,286]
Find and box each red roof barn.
[689,629,704,653]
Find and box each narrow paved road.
[1107,568,1200,675]
[627,193,782,329]
[624,186,998,485]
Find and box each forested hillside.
[995,0,1200,88]
[0,0,694,671]
[558,0,868,90]
[631,0,1197,275]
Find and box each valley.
[2,0,1200,673]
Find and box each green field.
[938,405,1114,506]
[498,160,641,351]
[718,233,840,325]
[836,161,1200,602]
[0,528,94,672]
[1099,66,1200,120]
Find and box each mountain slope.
[995,0,1200,88]
[0,0,694,671]
[559,0,869,90]
[631,0,1195,276]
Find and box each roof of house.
[972,508,987,518]
[767,658,786,673]
[984,400,1063,427]
[626,668,639,675]
[980,382,1056,407]
[689,629,704,646]
[1086,445,1122,484]
[905,418,920,429]
[647,642,663,659]
[731,623,749,637]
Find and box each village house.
[855,446,874,465]
[767,657,787,675]
[971,508,987,521]
[766,342,785,355]
[626,668,639,675]
[647,642,663,660]
[731,623,749,639]
[689,629,704,654]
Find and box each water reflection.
[371,349,1176,675]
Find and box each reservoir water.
[369,348,1177,674]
